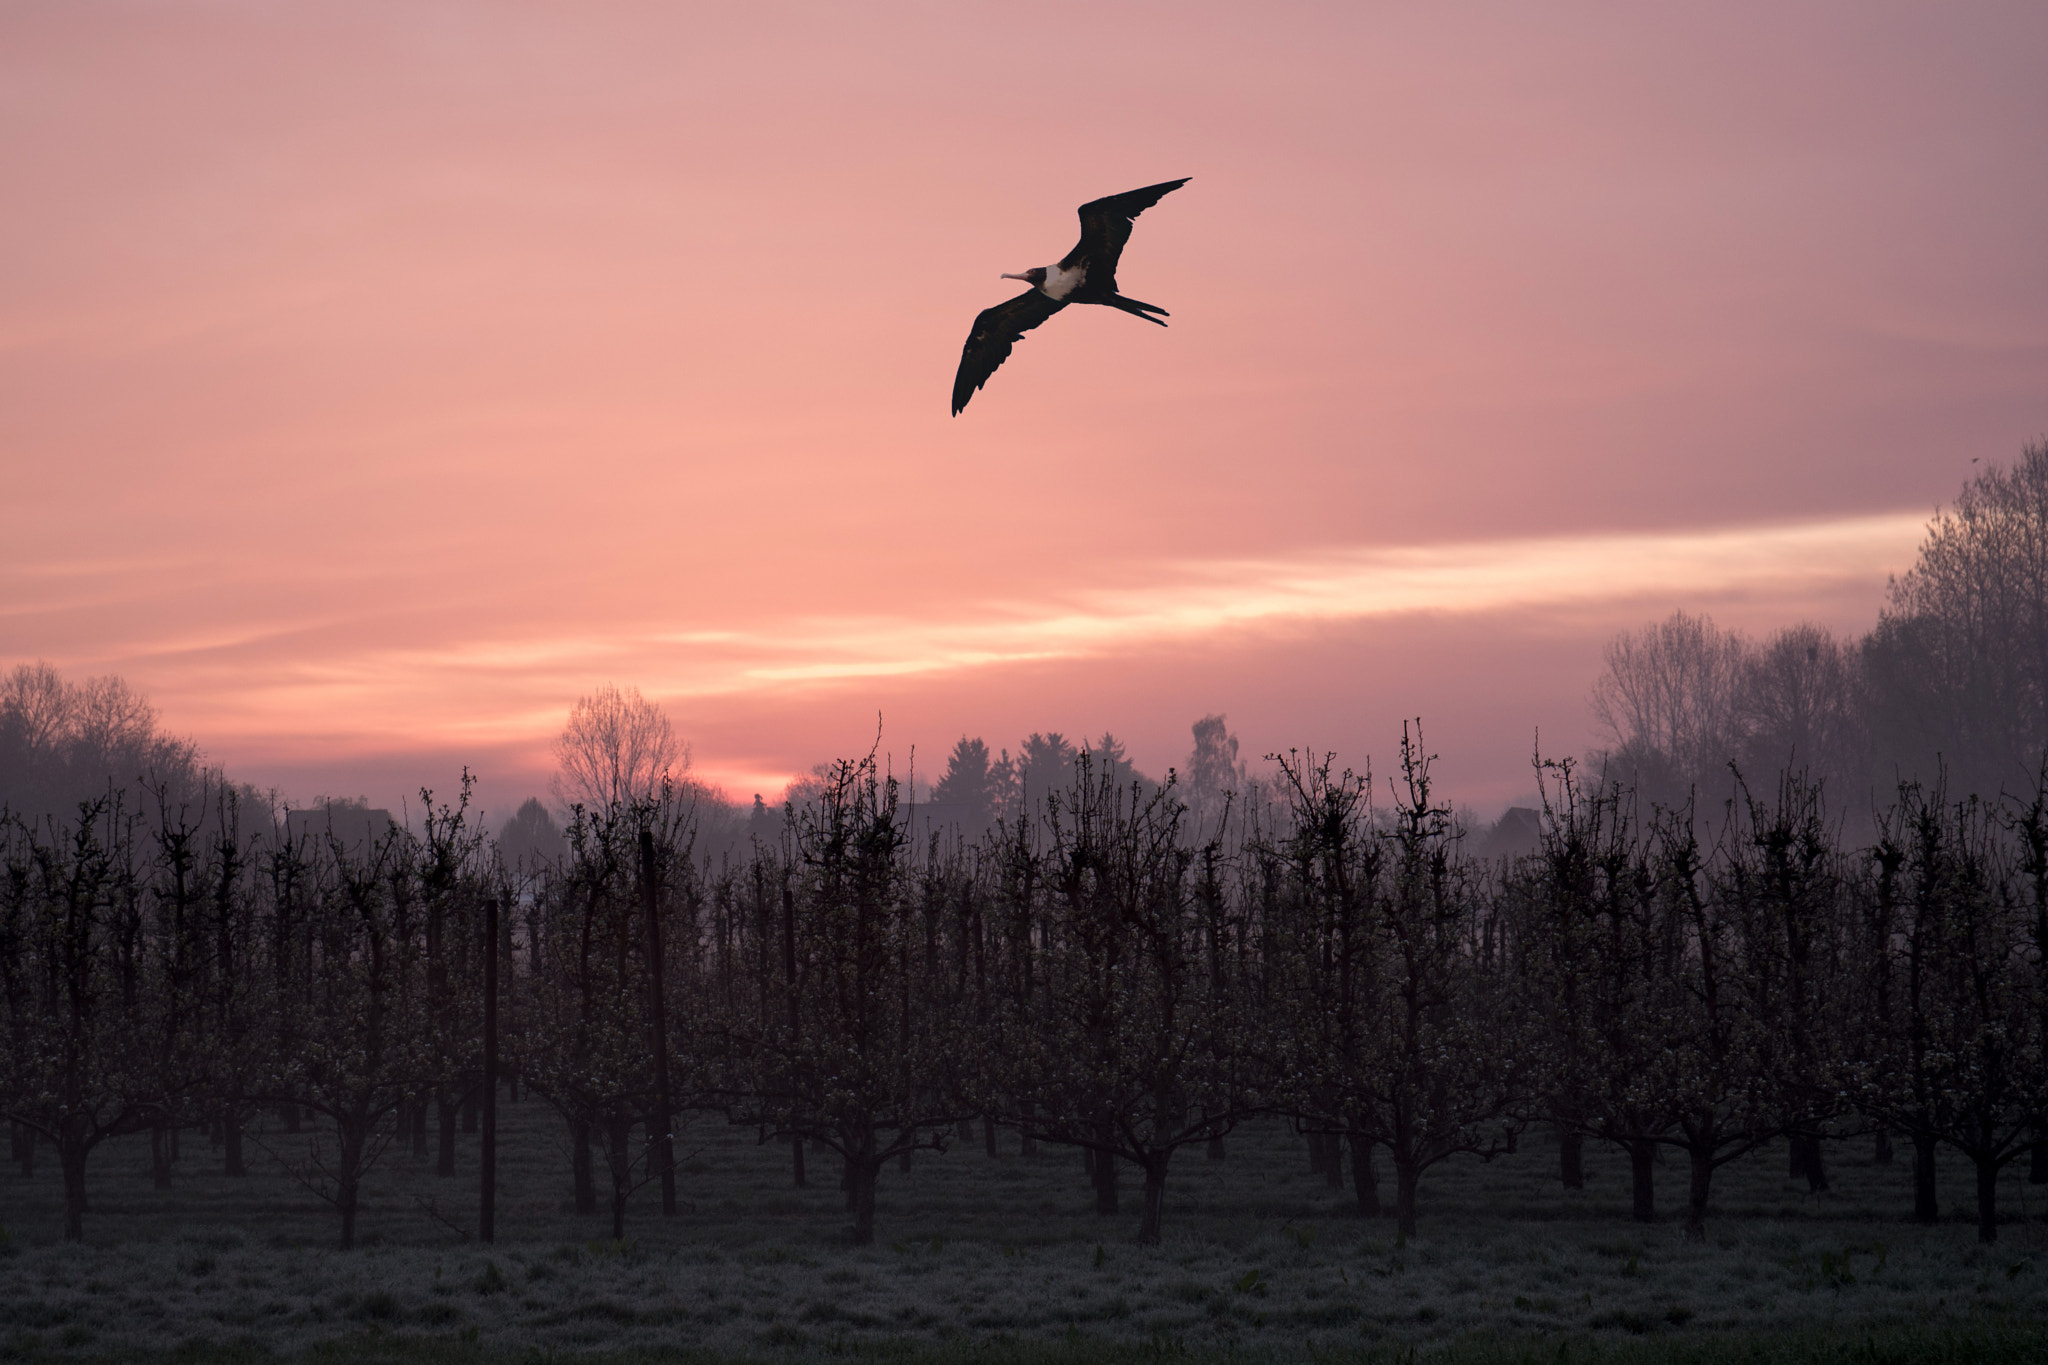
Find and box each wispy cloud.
[695,512,1923,688]
[106,512,1918,750]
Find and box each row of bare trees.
[7,735,2047,1251]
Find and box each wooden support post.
[641,829,677,1217]
[480,896,498,1243]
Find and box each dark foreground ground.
[4,1096,2047,1362]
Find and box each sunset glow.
[4,2,2044,816]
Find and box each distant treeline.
[4,738,2046,1254]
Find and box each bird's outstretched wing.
[1059,178,1190,284]
[952,289,1067,415]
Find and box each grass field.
[5,1097,2048,1362]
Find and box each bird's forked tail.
[1105,294,1170,327]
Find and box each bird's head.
[1000,268,1047,287]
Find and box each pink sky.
[4,2,2045,820]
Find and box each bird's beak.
[1000,272,1027,281]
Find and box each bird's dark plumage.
[1062,179,1189,295]
[951,289,1067,417]
[952,177,1188,415]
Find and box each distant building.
[284,804,397,854]
[1477,806,1543,862]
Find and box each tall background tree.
[1186,714,1246,840]
[1590,611,1749,807]
[1864,441,2048,801]
[1011,733,1080,821]
[498,797,567,870]
[1739,625,1865,791]
[553,684,685,813]
[932,736,998,834]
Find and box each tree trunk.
[2029,1130,2048,1185]
[1018,1101,1036,1156]
[1629,1139,1657,1223]
[1684,1141,1713,1242]
[849,1157,880,1246]
[437,1091,457,1176]
[1393,1150,1420,1240]
[1558,1125,1584,1189]
[59,1131,89,1242]
[573,1117,597,1216]
[1975,1149,1999,1244]
[608,1119,630,1242]
[1308,1129,1331,1177]
[635,845,674,1219]
[986,1115,999,1158]
[336,1121,365,1250]
[1913,1131,1939,1223]
[1137,1154,1170,1244]
[223,1099,245,1177]
[481,897,498,1244]
[1322,1133,1345,1189]
[151,1121,172,1189]
[1092,1146,1119,1215]
[1791,1133,1828,1192]
[1348,1130,1380,1216]
[1874,1128,1894,1165]
[411,1096,428,1157]
[791,1133,807,1188]
[898,1127,913,1173]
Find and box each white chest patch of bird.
[1041,263,1087,300]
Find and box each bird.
[951,178,1189,416]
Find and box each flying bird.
[951,178,1190,416]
